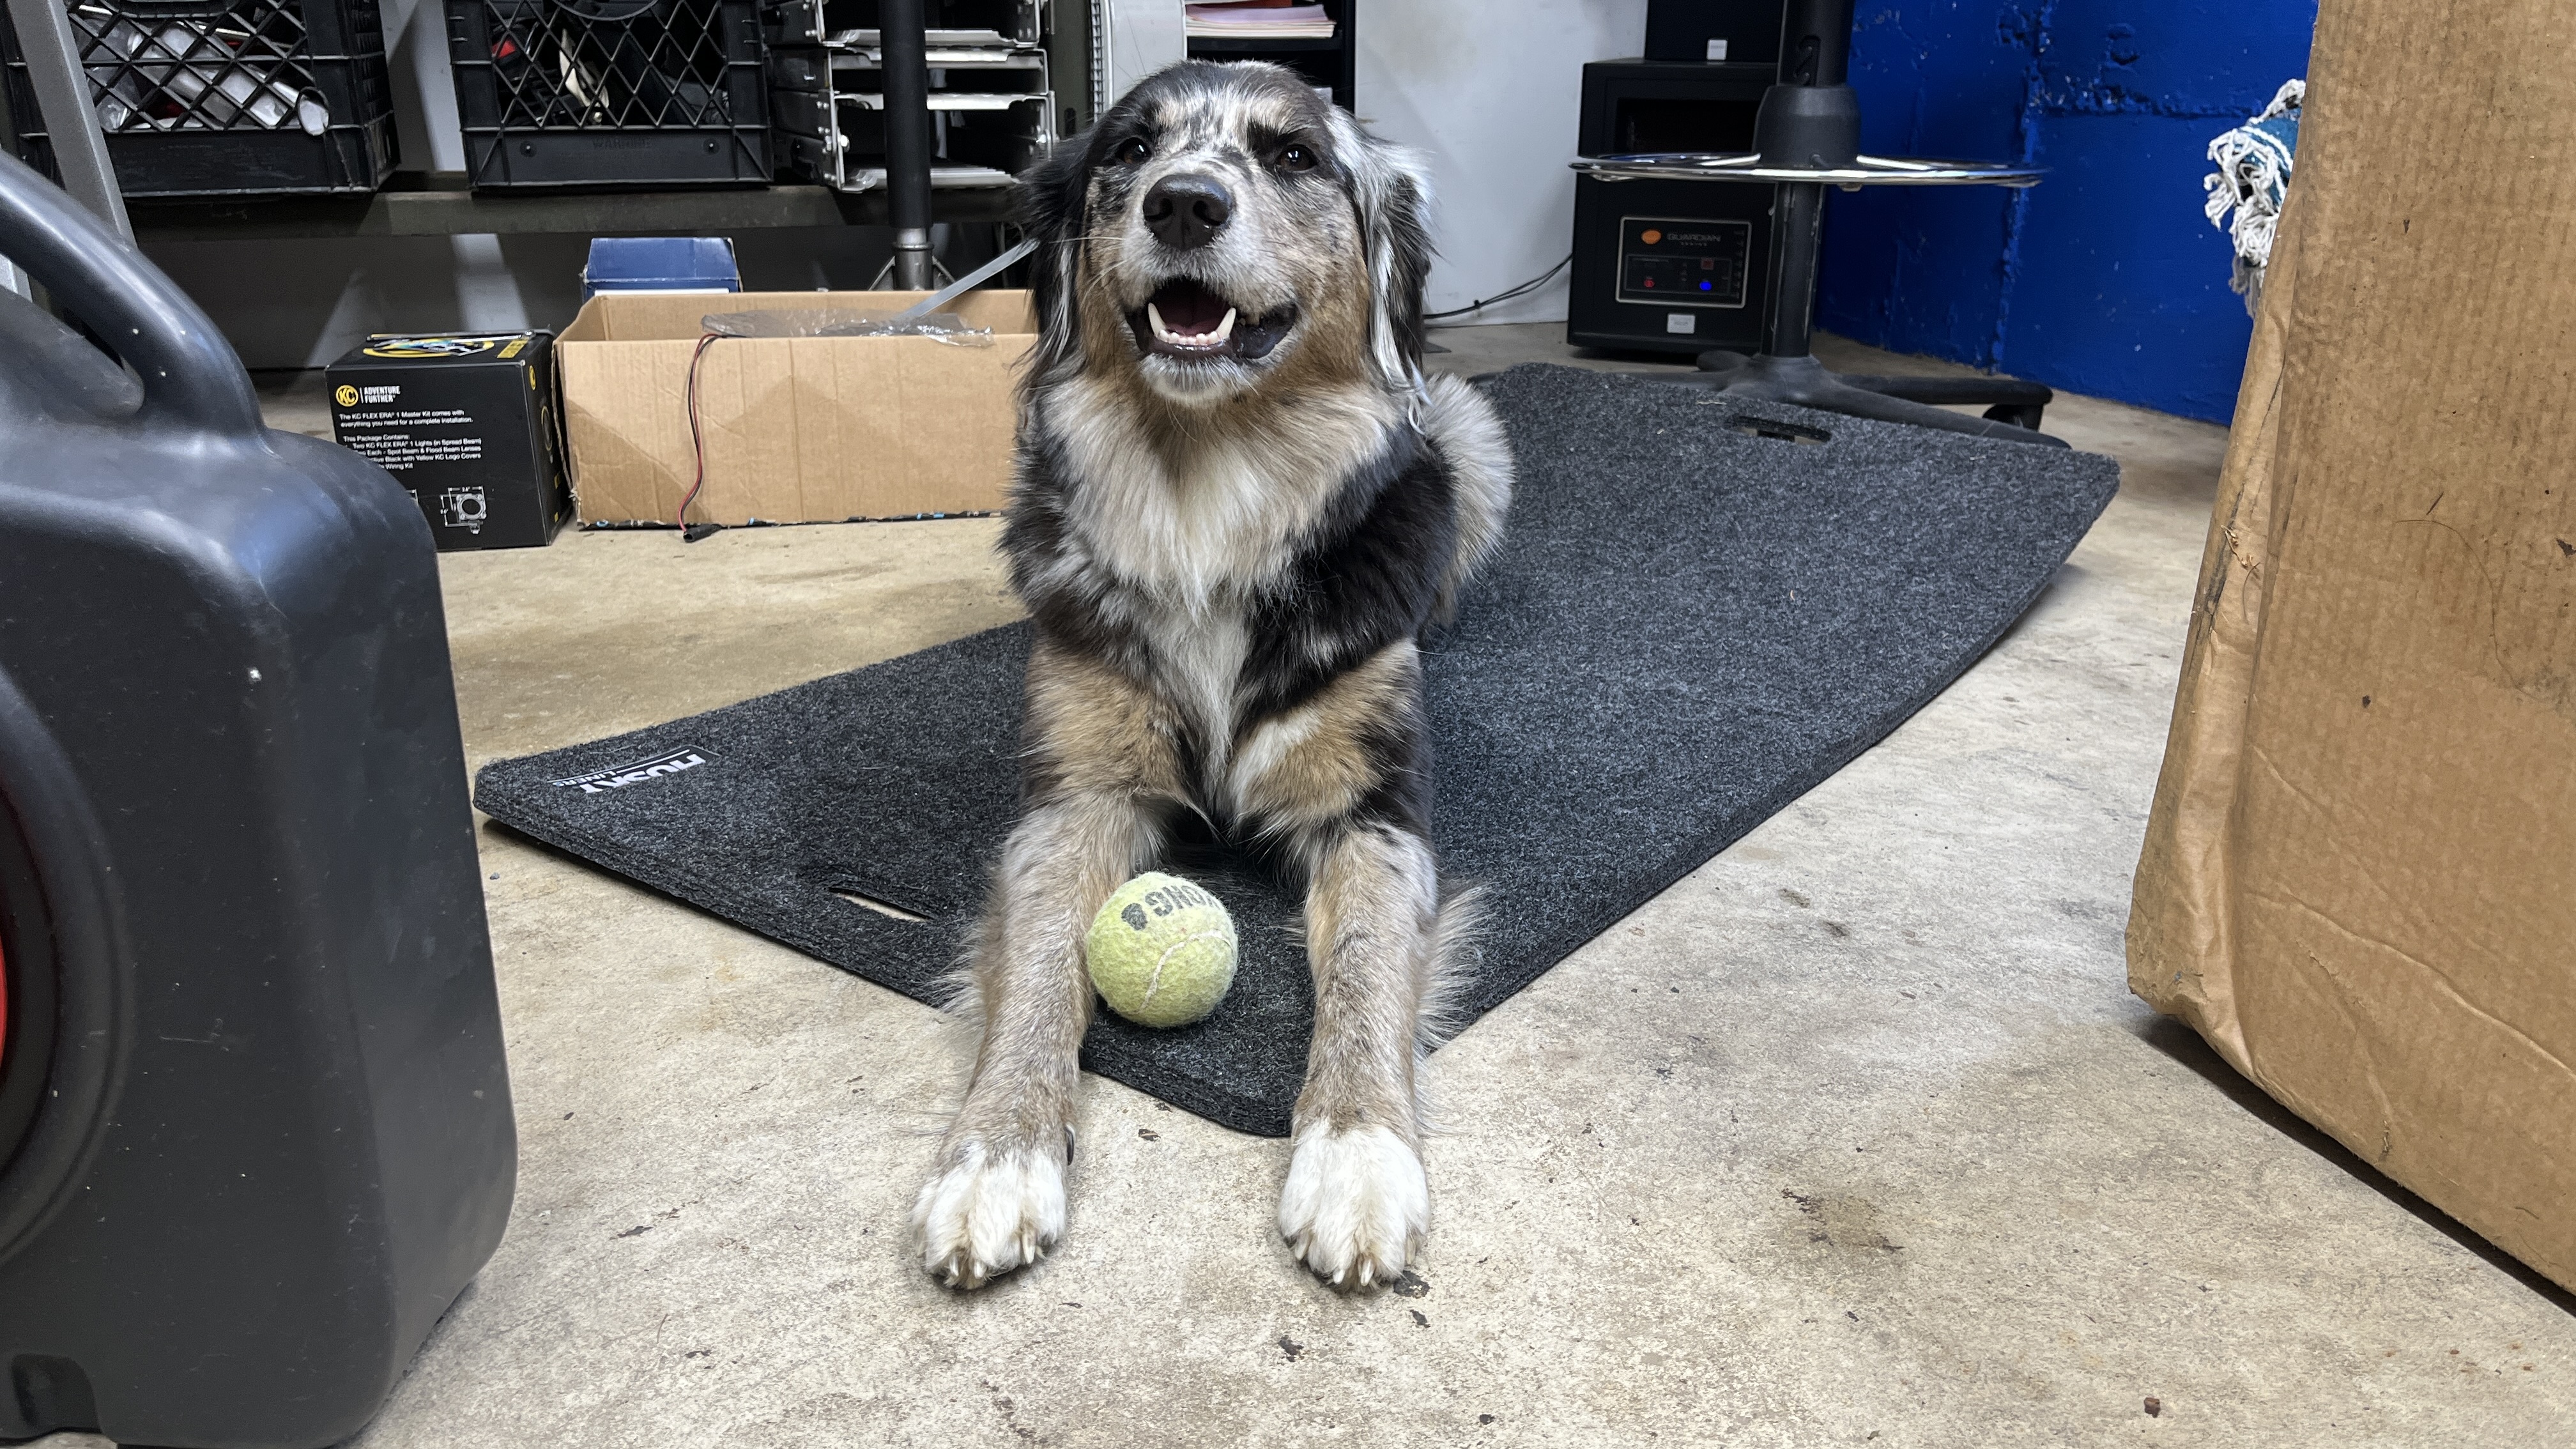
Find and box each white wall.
[1105,0,1189,105]
[1354,0,1648,326]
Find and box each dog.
[911,61,1514,1291]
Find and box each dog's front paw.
[913,1140,1066,1289]
[1277,1123,1429,1290]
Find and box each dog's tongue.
[1150,279,1231,334]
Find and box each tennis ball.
[1084,871,1238,1028]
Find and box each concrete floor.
[59,328,2570,1446]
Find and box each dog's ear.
[1014,128,1095,381]
[1329,112,1435,388]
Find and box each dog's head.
[1017,61,1432,406]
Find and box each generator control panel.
[1617,217,1753,309]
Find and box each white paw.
[913,1140,1066,1289]
[1277,1123,1429,1290]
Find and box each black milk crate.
[445,0,769,188]
[0,0,397,196]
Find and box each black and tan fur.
[912,61,1513,1291]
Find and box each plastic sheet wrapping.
[698,309,994,344]
[559,286,1035,523]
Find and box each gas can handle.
[0,151,263,438]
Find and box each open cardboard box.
[555,289,1036,526]
[2129,0,2575,1291]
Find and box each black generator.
[0,149,515,1448]
[1567,54,1781,356]
[1567,58,1778,355]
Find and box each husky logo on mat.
[551,747,710,794]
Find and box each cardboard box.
[326,331,572,551]
[555,289,1035,526]
[2127,0,2576,1291]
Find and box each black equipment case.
[0,150,516,1447]
[1643,0,1780,63]
[1567,59,1779,356]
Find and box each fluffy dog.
[912,61,1513,1291]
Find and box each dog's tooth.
[1212,307,1237,343]
[1147,302,1174,342]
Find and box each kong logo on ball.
[1122,878,1218,923]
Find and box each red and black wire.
[679,331,723,542]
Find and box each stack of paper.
[1184,1,1334,40]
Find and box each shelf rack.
[121,167,1012,240]
[767,0,1052,195]
[1184,0,1351,109]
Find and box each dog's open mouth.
[1127,279,1296,364]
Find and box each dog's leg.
[1229,641,1448,1287]
[1278,821,1441,1289]
[914,792,1154,1288]
[915,643,1179,1289]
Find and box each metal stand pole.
[1751,0,1851,362]
[4,0,128,241]
[881,0,935,289]
[1760,181,1825,360]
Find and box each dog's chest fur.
[1007,376,1453,785]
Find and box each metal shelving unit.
[2,0,1080,247]
[118,165,1011,239]
[1185,0,1349,109]
[767,3,1052,196]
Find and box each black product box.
[326,330,571,550]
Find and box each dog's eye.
[1278,143,1318,173]
[1112,137,1152,167]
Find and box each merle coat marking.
[912,61,1513,1292]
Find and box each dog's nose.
[1141,174,1233,250]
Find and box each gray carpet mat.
[473,364,2119,1135]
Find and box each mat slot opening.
[829,887,928,923]
[1729,416,1832,445]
